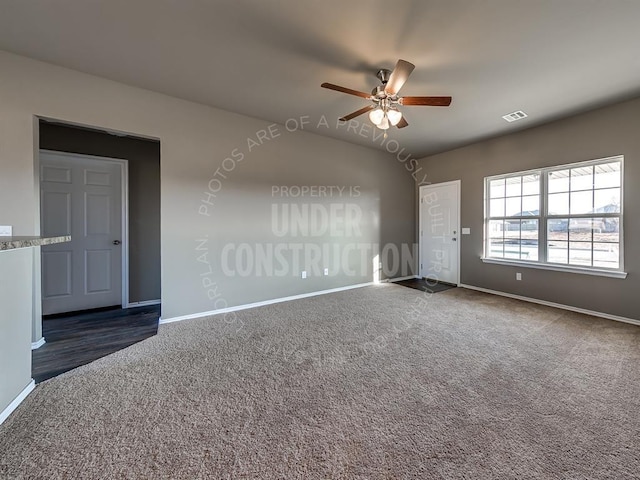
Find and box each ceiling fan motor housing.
[371,85,385,97]
[371,86,400,107]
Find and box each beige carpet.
[1,285,639,479]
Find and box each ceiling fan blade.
[384,59,415,95]
[396,117,409,129]
[401,96,452,106]
[321,82,371,99]
[339,105,375,122]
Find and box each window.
[484,156,623,275]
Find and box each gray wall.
[0,49,415,321]
[163,124,416,317]
[0,248,32,416]
[39,122,161,303]
[418,96,640,320]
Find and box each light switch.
[462,228,471,235]
[0,225,12,236]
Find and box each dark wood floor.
[32,304,160,383]
[392,277,457,294]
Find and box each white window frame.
[482,155,626,279]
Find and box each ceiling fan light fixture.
[321,58,452,133]
[369,107,385,125]
[387,108,402,126]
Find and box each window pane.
[570,190,593,214]
[504,220,521,239]
[489,220,504,239]
[570,166,593,191]
[569,242,592,266]
[569,217,603,237]
[488,220,504,257]
[490,179,506,198]
[594,188,620,213]
[569,217,594,240]
[504,249,520,259]
[503,220,520,259]
[489,198,505,217]
[548,218,568,237]
[521,241,538,261]
[521,218,538,235]
[569,222,588,241]
[548,192,569,215]
[548,170,569,193]
[521,219,538,261]
[522,174,540,195]
[522,195,539,215]
[505,176,522,197]
[489,238,504,258]
[594,218,619,241]
[593,242,619,269]
[594,229,618,243]
[594,162,621,189]
[548,240,568,264]
[505,197,521,217]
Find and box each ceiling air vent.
[502,110,528,122]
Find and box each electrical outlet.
[516,272,522,281]
[323,268,329,276]
[301,271,307,279]
[0,225,12,236]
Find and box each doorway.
[33,120,161,380]
[419,181,461,285]
[37,119,161,309]
[40,151,127,314]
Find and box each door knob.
[113,240,121,245]
[452,238,457,241]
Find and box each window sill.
[480,257,627,279]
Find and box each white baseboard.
[382,275,419,283]
[160,282,375,325]
[459,283,640,327]
[126,299,161,308]
[0,379,35,426]
[31,338,46,350]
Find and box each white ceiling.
[1,0,640,157]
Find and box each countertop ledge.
[0,236,71,251]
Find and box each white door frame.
[38,149,130,308]
[418,180,461,285]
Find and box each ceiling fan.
[321,59,452,131]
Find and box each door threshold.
[43,304,121,320]
[421,278,458,287]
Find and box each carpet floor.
[1,285,639,479]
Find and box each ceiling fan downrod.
[376,68,392,85]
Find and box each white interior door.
[40,151,124,315]
[419,181,460,285]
